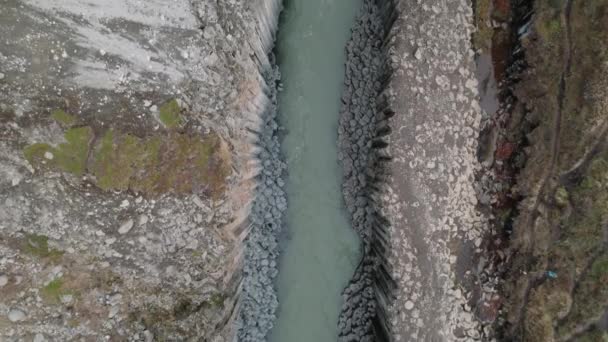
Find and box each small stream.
[269,0,363,341]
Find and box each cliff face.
[0,0,281,340]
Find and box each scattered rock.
[8,309,26,322]
[404,300,415,310]
[118,219,134,234]
[0,274,8,287]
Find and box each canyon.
[0,0,606,341]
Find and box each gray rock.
[8,308,26,322]
[118,219,134,235]
[0,274,8,287]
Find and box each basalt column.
[337,0,397,341]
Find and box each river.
[268,0,363,341]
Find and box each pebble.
[34,334,46,342]
[0,274,8,287]
[404,300,415,310]
[8,309,26,322]
[138,214,149,225]
[61,294,74,304]
[0,72,5,80]
[108,306,119,318]
[44,151,54,160]
[118,219,134,234]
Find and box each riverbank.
[338,0,489,340]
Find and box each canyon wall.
[0,0,282,340]
[338,0,489,341]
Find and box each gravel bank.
[337,0,395,341]
[235,1,287,341]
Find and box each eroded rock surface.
[0,0,281,340]
[338,0,489,341]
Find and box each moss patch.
[21,234,64,262]
[473,0,493,52]
[91,131,230,197]
[210,293,225,308]
[23,143,55,169]
[41,277,68,303]
[159,99,181,128]
[54,127,93,175]
[24,120,230,197]
[51,109,77,126]
[24,127,93,176]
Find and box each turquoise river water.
[269,0,363,341]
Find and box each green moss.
[473,0,493,52]
[51,109,77,126]
[23,122,230,197]
[536,16,562,42]
[210,293,225,308]
[22,234,64,262]
[576,329,608,342]
[554,187,569,206]
[54,127,93,175]
[23,143,55,168]
[557,253,608,337]
[41,278,65,302]
[92,131,147,191]
[159,99,181,128]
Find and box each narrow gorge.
[1,0,606,341]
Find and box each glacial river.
[269,0,363,341]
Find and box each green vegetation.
[41,277,70,303]
[21,234,64,262]
[91,131,229,196]
[507,1,608,328]
[473,0,492,52]
[23,127,93,175]
[54,127,93,175]
[210,293,225,308]
[51,109,77,126]
[25,124,231,197]
[159,99,181,128]
[554,186,568,206]
[521,153,608,340]
[558,253,608,337]
[23,143,54,168]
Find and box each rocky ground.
[0,0,280,340]
[338,0,491,341]
[473,0,608,340]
